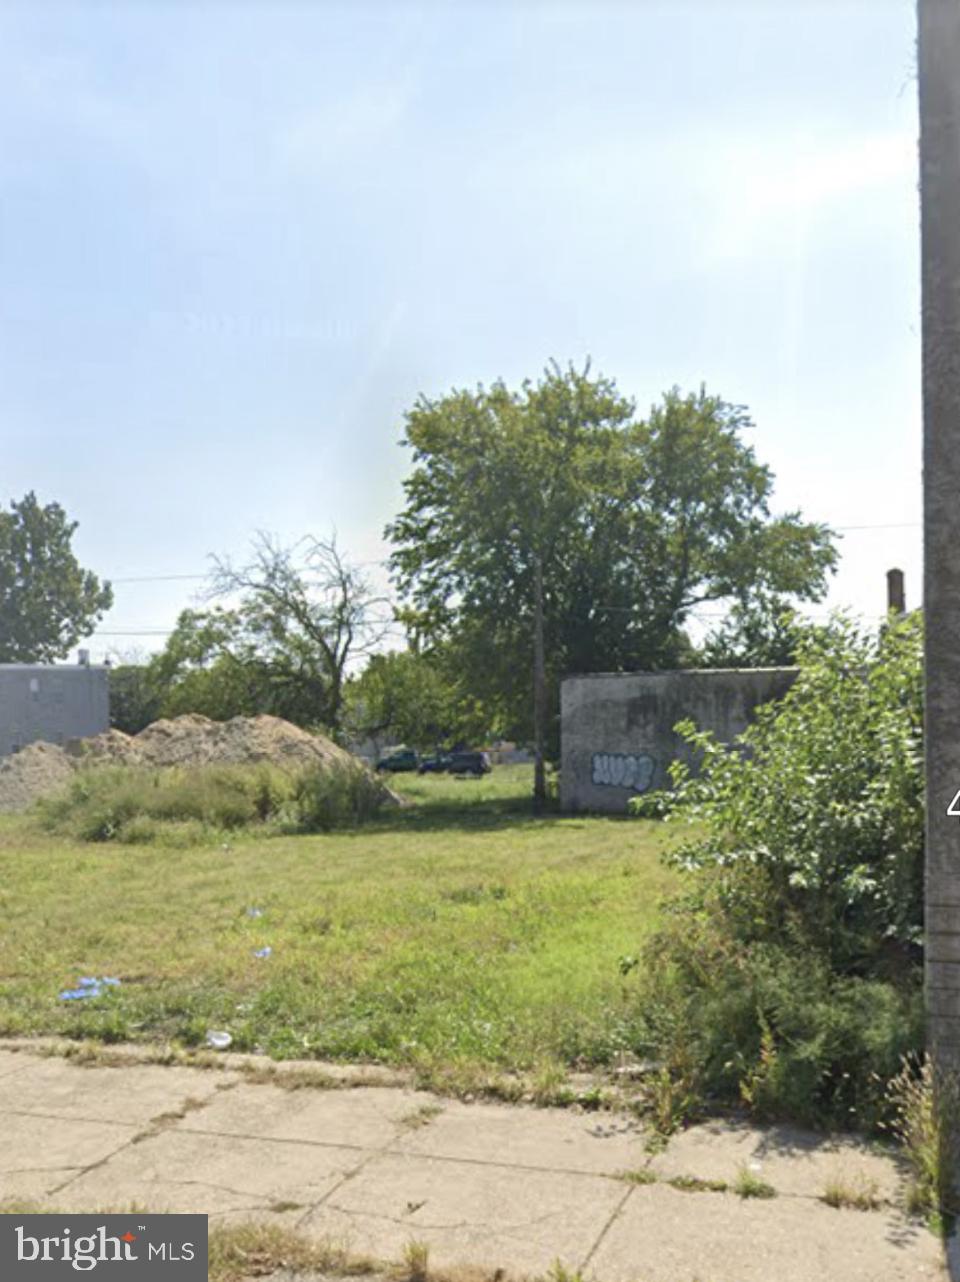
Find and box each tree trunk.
[919,0,960,1070]
[533,553,547,813]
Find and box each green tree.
[697,596,803,669]
[145,608,275,723]
[145,534,388,731]
[108,659,163,734]
[0,492,113,661]
[343,647,489,753]
[387,364,837,806]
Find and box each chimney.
[77,649,90,666]
[886,568,906,616]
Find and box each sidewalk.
[0,1043,948,1282]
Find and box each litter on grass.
[59,976,121,1001]
[246,908,264,918]
[252,946,272,958]
[205,1030,233,1050]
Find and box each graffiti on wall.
[591,751,656,793]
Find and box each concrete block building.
[0,661,109,756]
[560,667,797,814]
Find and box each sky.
[0,0,922,663]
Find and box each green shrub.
[659,613,924,971]
[39,760,384,841]
[286,762,387,832]
[636,901,923,1130]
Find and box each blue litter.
[246,908,264,919]
[252,946,272,959]
[58,975,121,1001]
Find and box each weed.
[545,1264,584,1282]
[400,1104,444,1130]
[820,1172,884,1211]
[645,1064,698,1138]
[400,1240,430,1282]
[207,1222,376,1282]
[884,1053,960,1227]
[732,1166,776,1199]
[240,1063,341,1091]
[619,1168,657,1185]
[667,1175,729,1193]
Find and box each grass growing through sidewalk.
[732,1166,777,1199]
[0,766,675,1080]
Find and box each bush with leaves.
[653,613,924,970]
[631,614,925,1130]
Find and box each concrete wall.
[560,668,797,814]
[0,665,110,757]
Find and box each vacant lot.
[0,766,675,1082]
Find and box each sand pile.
[0,742,76,814]
[0,714,383,813]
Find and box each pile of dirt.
[0,741,77,813]
[0,714,388,814]
[133,714,354,770]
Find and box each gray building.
[0,661,110,756]
[560,667,797,814]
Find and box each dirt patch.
[0,714,389,813]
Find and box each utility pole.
[919,0,960,1069]
[533,552,547,813]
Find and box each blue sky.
[1,0,921,661]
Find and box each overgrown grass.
[37,759,386,845]
[884,1053,960,1231]
[0,766,676,1079]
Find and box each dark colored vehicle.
[418,754,452,774]
[375,749,419,773]
[446,750,492,777]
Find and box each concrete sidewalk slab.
[589,1183,943,1282]
[183,1082,439,1151]
[0,1049,33,1080]
[0,1056,234,1127]
[391,1098,647,1177]
[648,1118,906,1201]
[56,1129,366,1218]
[0,1112,138,1202]
[302,1151,629,1276]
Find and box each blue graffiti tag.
[591,751,656,792]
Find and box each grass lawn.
[0,765,676,1082]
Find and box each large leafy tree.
[387,364,837,805]
[0,492,113,662]
[343,647,491,754]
